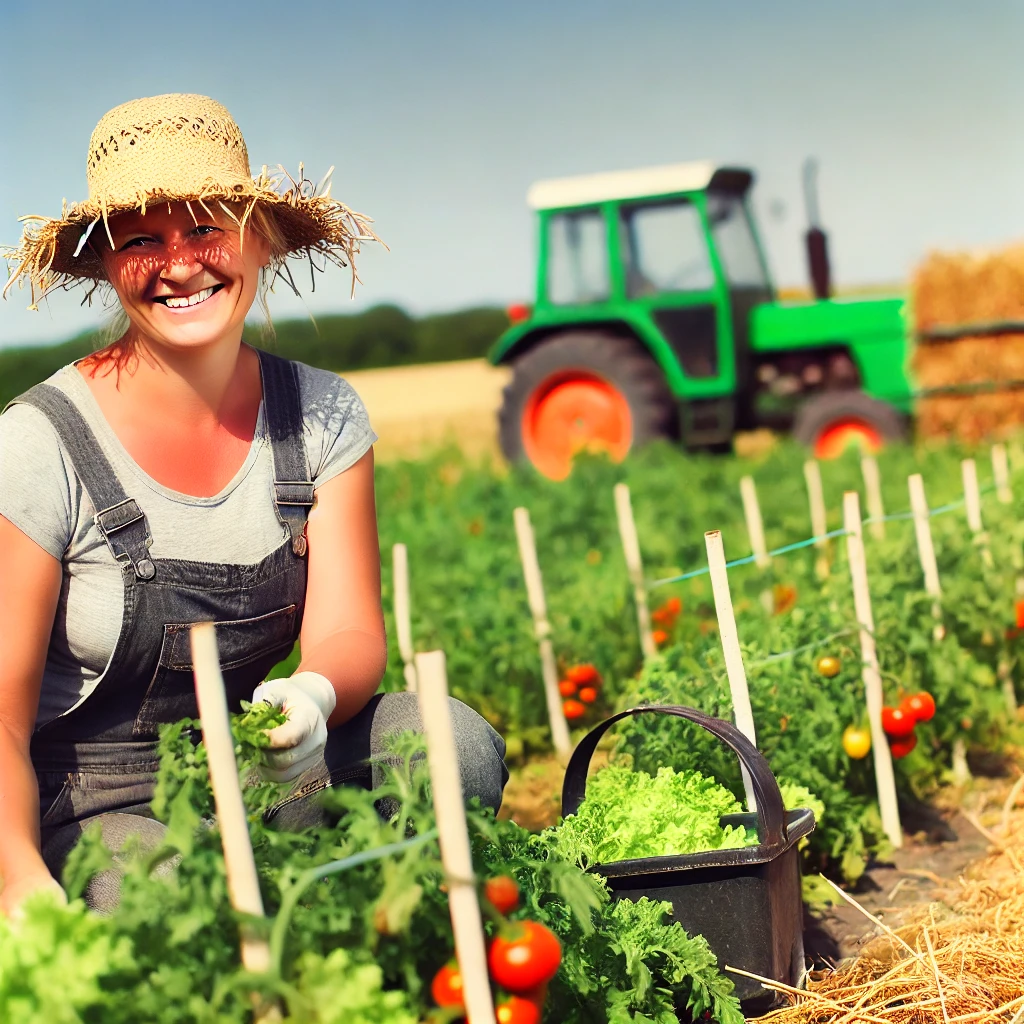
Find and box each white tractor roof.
[527,161,749,210]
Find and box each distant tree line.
[0,304,508,408]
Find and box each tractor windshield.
[546,209,610,304]
[706,193,769,290]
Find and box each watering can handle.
[560,705,788,850]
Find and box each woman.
[0,94,507,916]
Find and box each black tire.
[498,332,677,470]
[792,390,908,450]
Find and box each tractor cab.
[491,161,911,479]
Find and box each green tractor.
[490,160,912,479]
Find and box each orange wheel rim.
[813,419,884,460]
[522,372,633,480]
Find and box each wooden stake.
[908,474,944,641]
[392,543,418,692]
[992,444,1012,504]
[803,459,830,579]
[614,484,657,660]
[961,459,993,567]
[415,651,497,1024]
[843,493,902,849]
[513,507,572,758]
[190,623,272,975]
[998,659,1018,718]
[740,476,770,569]
[861,456,886,540]
[740,476,773,613]
[952,738,970,786]
[705,530,757,812]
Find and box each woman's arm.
[0,514,64,911]
[296,448,387,727]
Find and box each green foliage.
[552,766,755,865]
[365,438,1024,882]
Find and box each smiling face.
[97,202,271,354]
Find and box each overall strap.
[8,385,156,580]
[256,350,314,556]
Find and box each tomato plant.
[565,664,599,685]
[842,725,871,760]
[817,656,841,678]
[902,692,936,723]
[496,996,541,1024]
[432,962,464,1007]
[488,921,562,994]
[562,699,585,721]
[889,733,918,759]
[881,706,916,739]
[484,875,520,916]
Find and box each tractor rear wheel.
[499,332,677,479]
[792,390,908,459]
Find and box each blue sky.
[1,0,1022,348]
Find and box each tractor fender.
[490,318,683,394]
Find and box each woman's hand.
[251,672,337,783]
[0,870,66,920]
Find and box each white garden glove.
[251,672,337,783]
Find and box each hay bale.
[910,244,1024,440]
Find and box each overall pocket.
[134,604,298,736]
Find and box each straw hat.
[3,93,381,308]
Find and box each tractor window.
[707,193,769,289]
[620,200,714,297]
[546,210,610,305]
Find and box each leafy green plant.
[551,766,756,865]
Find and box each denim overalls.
[9,349,506,902]
[11,350,310,838]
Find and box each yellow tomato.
[842,725,871,760]
[817,655,841,678]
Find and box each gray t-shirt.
[0,357,376,729]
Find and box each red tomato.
[431,961,464,1007]
[889,733,918,759]
[562,699,586,721]
[902,692,936,723]
[578,686,598,704]
[1016,599,1024,630]
[652,596,682,626]
[881,705,916,739]
[557,680,577,698]
[496,996,540,1024]
[488,921,562,994]
[652,629,669,646]
[565,664,599,685]
[484,875,520,915]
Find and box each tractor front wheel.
[793,391,908,459]
[498,332,677,479]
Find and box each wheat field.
[343,358,512,462]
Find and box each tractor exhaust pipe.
[802,158,832,300]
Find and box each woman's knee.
[369,692,508,811]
